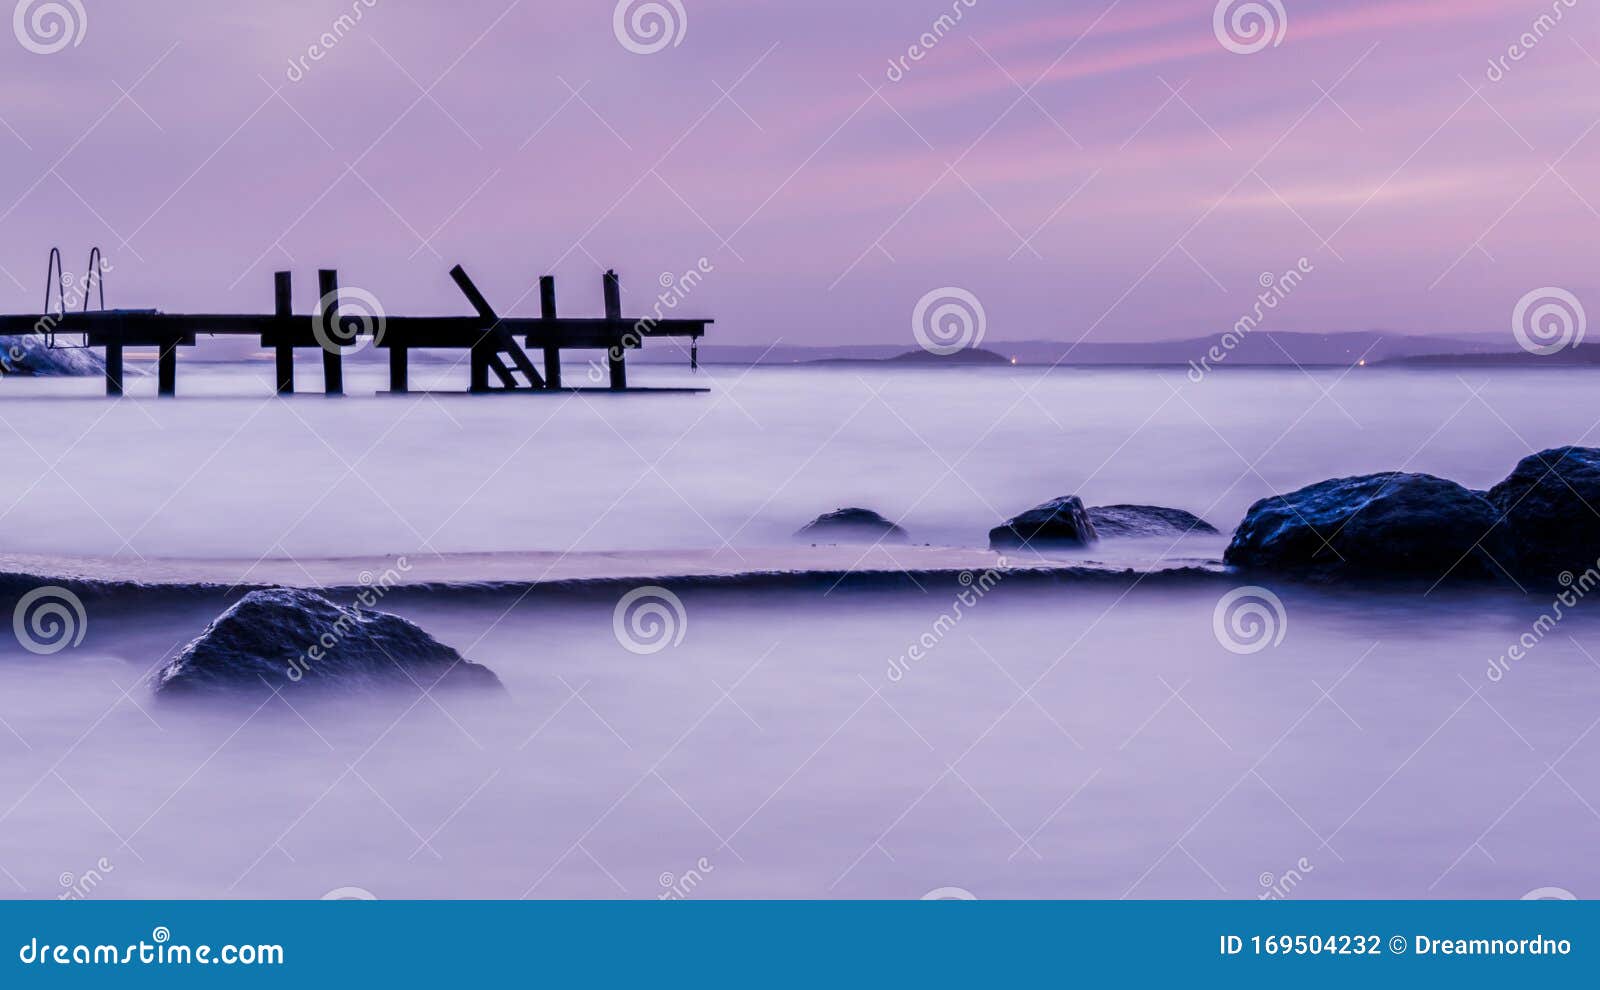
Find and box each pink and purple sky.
[0,0,1594,345]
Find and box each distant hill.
[808,347,1011,366]
[635,331,1516,367]
[1377,348,1600,367]
[887,347,1010,364]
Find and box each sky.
[0,0,1595,346]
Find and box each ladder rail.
[38,247,102,350]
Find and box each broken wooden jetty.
[0,258,711,397]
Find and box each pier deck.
[0,262,711,397]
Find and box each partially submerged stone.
[1088,504,1219,539]
[989,496,1098,550]
[156,588,502,697]
[0,334,105,376]
[1485,447,1600,584]
[1225,472,1513,582]
[795,507,909,544]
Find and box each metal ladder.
[42,246,105,349]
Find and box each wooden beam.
[458,265,495,394]
[389,345,408,394]
[539,275,561,389]
[450,265,544,389]
[604,270,626,390]
[0,313,708,345]
[469,348,489,392]
[318,269,343,396]
[104,342,123,397]
[274,272,294,395]
[157,339,178,396]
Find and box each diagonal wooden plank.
[450,264,544,389]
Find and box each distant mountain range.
[810,347,1013,366]
[174,329,1570,370]
[634,331,1528,367]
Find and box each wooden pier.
[0,263,711,397]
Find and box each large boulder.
[1225,473,1514,582]
[1088,504,1219,538]
[0,334,105,376]
[1486,447,1600,583]
[156,588,502,697]
[795,507,909,544]
[990,496,1098,550]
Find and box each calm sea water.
[0,362,1595,900]
[0,360,1592,559]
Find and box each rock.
[156,588,503,697]
[1088,504,1219,538]
[1225,473,1514,581]
[989,496,1098,549]
[0,334,105,376]
[795,507,909,544]
[1486,447,1600,583]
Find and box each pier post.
[104,342,123,397]
[389,345,408,394]
[157,339,177,396]
[274,271,294,394]
[469,342,490,392]
[317,269,344,396]
[603,270,626,390]
[539,275,561,389]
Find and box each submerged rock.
[1088,504,1219,538]
[795,507,909,544]
[1225,473,1514,582]
[156,588,502,697]
[990,496,1098,550]
[0,334,105,376]
[1486,446,1600,583]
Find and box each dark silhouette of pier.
[0,253,711,397]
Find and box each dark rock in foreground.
[795,507,909,544]
[1225,473,1514,582]
[990,496,1098,550]
[1486,447,1600,584]
[0,335,105,376]
[156,588,502,697]
[1088,504,1219,538]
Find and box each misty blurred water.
[0,362,1596,900]
[0,581,1594,900]
[0,361,1593,561]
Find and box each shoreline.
[0,545,1233,601]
